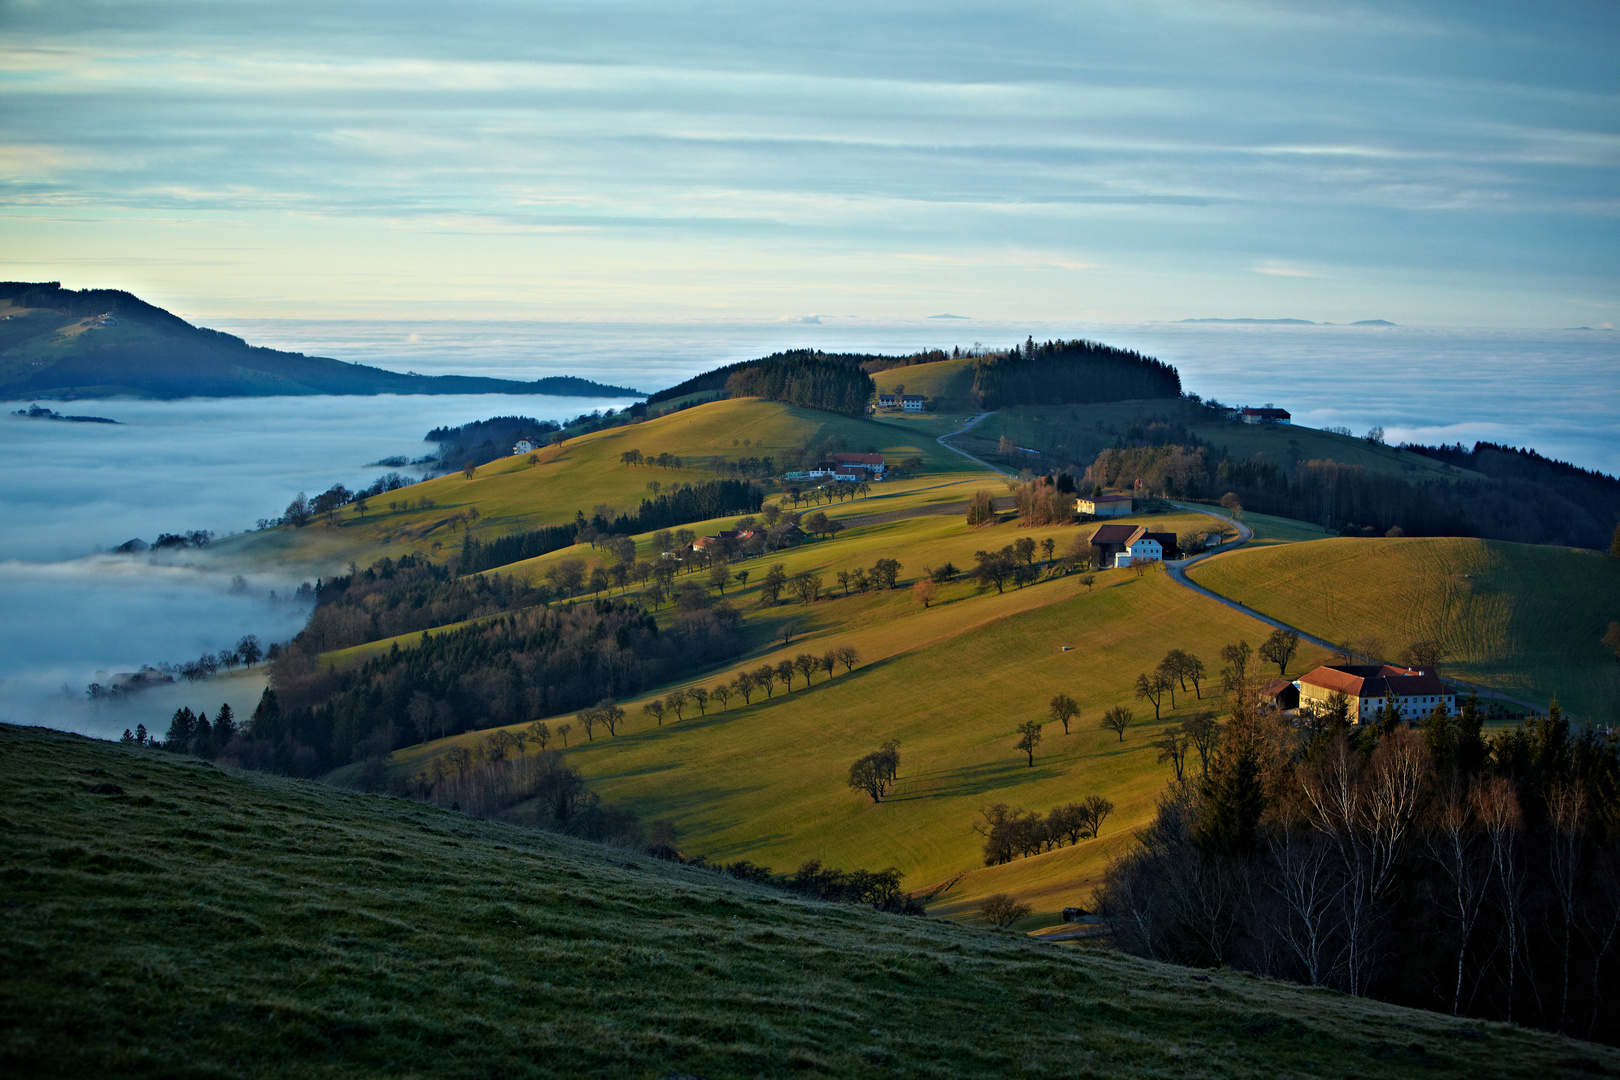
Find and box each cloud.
[1252,261,1326,278]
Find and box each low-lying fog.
[0,392,636,739]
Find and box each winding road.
[930,425,1540,714]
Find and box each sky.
[1,1,1617,326]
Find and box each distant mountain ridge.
[0,282,643,400]
[1177,317,1396,326]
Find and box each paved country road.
[933,423,1543,715]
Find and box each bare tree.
[734,671,756,704]
[1048,693,1080,735]
[1100,706,1132,742]
[1181,711,1219,778]
[1135,671,1170,721]
[642,699,666,727]
[666,688,690,721]
[1427,783,1491,1014]
[819,651,838,681]
[793,653,817,689]
[837,645,860,672]
[712,683,733,711]
[980,894,1032,928]
[689,687,710,716]
[1152,727,1189,783]
[1474,775,1527,1021]
[1260,628,1301,677]
[775,659,796,692]
[1221,640,1252,697]
[1015,720,1043,767]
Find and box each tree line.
[724,353,877,418]
[976,797,1116,865]
[1097,652,1620,1042]
[971,338,1182,410]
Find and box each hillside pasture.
[6,724,1604,1079]
[1187,536,1620,720]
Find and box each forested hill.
[0,282,642,401]
[972,339,1181,408]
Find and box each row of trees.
[88,635,264,701]
[642,646,865,729]
[976,797,1117,865]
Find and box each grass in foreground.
[1187,536,1620,720]
[4,724,1614,1079]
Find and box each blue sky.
[1,1,1615,325]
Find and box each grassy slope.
[5,724,1609,1080]
[1187,537,1620,720]
[377,505,1327,926]
[970,398,1480,483]
[212,396,975,575]
[870,356,978,409]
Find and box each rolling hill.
[0,283,640,400]
[1186,536,1620,720]
[4,722,1610,1079]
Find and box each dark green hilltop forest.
[0,282,641,401]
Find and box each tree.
[557,722,572,747]
[775,659,796,692]
[1220,640,1252,696]
[929,562,960,584]
[1135,671,1169,721]
[837,645,860,672]
[1155,654,1182,709]
[1100,706,1132,742]
[1400,638,1446,672]
[1181,711,1219,778]
[870,558,902,589]
[1013,536,1037,566]
[1183,654,1207,699]
[1041,537,1056,563]
[734,671,756,704]
[1220,492,1243,518]
[1153,727,1189,783]
[1015,720,1043,767]
[1260,627,1301,676]
[836,569,852,596]
[527,720,551,750]
[912,578,937,608]
[791,571,823,604]
[689,687,709,716]
[1082,794,1114,837]
[462,461,477,479]
[1079,573,1096,592]
[712,683,733,710]
[967,489,996,527]
[778,621,798,647]
[760,563,788,604]
[848,753,890,802]
[819,651,838,681]
[284,492,313,528]
[980,894,1032,928]
[1048,693,1079,735]
[236,634,263,668]
[972,548,1014,594]
[755,665,777,698]
[794,653,818,689]
[666,689,690,721]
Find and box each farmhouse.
[1296,664,1455,723]
[1087,524,1178,568]
[1237,406,1291,425]
[691,529,756,552]
[902,395,924,412]
[877,393,899,410]
[512,438,537,455]
[1075,493,1133,517]
[829,452,886,475]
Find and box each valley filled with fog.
[1,319,1615,742]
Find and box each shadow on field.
[892,758,1065,800]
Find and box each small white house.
[902,395,925,412]
[1076,494,1133,517]
[1112,535,1165,568]
[877,393,899,409]
[513,438,537,455]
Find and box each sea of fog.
[2,318,1615,742]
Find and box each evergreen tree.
[163,707,196,752]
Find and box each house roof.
[1260,678,1296,699]
[1242,407,1292,419]
[1298,664,1450,699]
[1088,524,1141,545]
[1083,494,1133,504]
